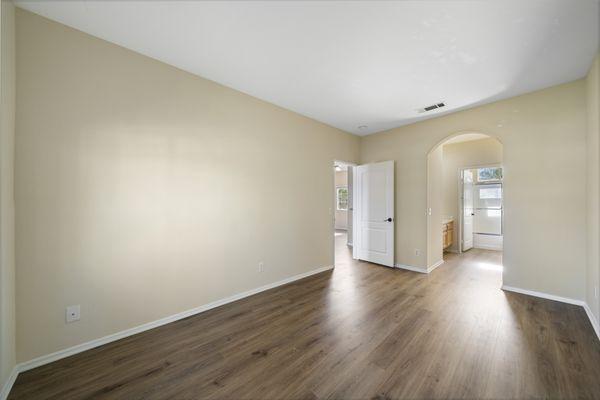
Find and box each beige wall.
[441,138,503,253]
[15,9,359,362]
[587,53,600,324]
[426,146,443,268]
[335,170,348,230]
[8,5,599,368]
[0,0,16,390]
[361,80,587,300]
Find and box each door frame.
[333,160,357,267]
[457,163,502,254]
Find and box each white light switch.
[66,305,80,323]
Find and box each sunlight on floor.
[475,261,503,272]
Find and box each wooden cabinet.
[443,220,454,249]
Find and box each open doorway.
[459,166,503,253]
[427,133,504,276]
[333,161,355,266]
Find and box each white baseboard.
[395,263,428,274]
[0,366,18,400]
[17,265,333,376]
[395,260,443,274]
[474,234,503,251]
[501,285,585,306]
[427,260,444,273]
[583,303,600,341]
[474,244,503,251]
[4,271,597,399]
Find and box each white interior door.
[355,161,394,267]
[462,170,474,251]
[347,166,354,246]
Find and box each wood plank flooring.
[10,233,600,399]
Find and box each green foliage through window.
[337,187,348,211]
[477,167,502,182]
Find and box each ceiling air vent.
[418,102,446,113]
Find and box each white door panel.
[355,161,394,267]
[361,227,388,253]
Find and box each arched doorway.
[426,132,504,277]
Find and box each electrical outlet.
[258,262,264,273]
[415,249,421,256]
[66,305,80,323]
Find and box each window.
[477,167,502,182]
[475,184,502,209]
[479,187,501,199]
[336,187,348,211]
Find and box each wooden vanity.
[443,219,454,249]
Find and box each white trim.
[395,263,428,273]
[474,244,503,251]
[3,270,596,399]
[395,259,443,274]
[501,285,585,306]
[583,303,600,341]
[473,233,503,251]
[427,259,444,273]
[17,265,333,374]
[0,366,18,400]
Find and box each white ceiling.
[15,1,600,135]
